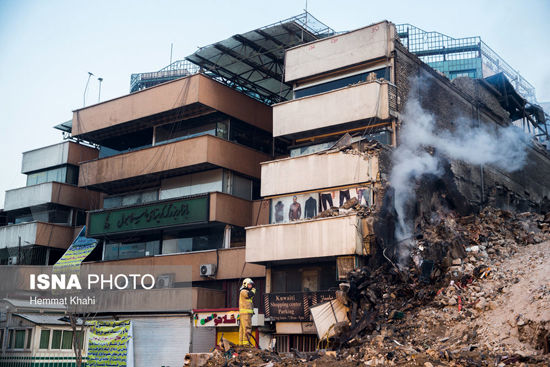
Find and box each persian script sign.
[88,196,209,236]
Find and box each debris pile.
[203,208,550,366]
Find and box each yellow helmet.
[242,278,254,288]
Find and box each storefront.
[264,291,337,352]
[191,308,265,351]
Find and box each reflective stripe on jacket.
[239,288,255,314]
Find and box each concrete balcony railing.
[0,222,75,249]
[4,182,100,212]
[284,21,396,83]
[72,74,272,141]
[22,141,98,174]
[78,135,270,189]
[260,150,380,197]
[273,80,395,139]
[84,247,265,282]
[246,215,363,263]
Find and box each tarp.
[53,226,97,273]
[87,320,134,367]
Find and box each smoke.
[390,90,530,266]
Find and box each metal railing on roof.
[396,23,537,103]
[130,60,200,92]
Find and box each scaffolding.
[396,24,537,103]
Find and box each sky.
[0,0,549,208]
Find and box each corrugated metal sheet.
[191,326,216,353]
[13,313,67,325]
[132,317,191,367]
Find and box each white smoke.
[390,96,530,266]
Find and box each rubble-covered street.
[203,209,550,366]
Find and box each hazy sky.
[0,0,549,208]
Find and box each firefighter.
[239,278,255,346]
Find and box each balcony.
[284,21,395,83]
[0,222,74,249]
[72,74,272,142]
[84,247,265,282]
[260,150,380,197]
[22,141,98,174]
[4,182,100,212]
[246,215,364,263]
[78,135,270,190]
[273,80,395,139]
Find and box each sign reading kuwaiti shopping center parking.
[87,195,209,236]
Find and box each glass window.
[104,189,159,209]
[118,243,146,259]
[51,330,62,349]
[61,330,73,349]
[0,329,3,349]
[103,240,160,261]
[229,119,272,154]
[26,329,32,349]
[162,228,224,254]
[14,330,25,349]
[104,243,119,260]
[159,170,223,200]
[145,241,160,256]
[66,165,79,185]
[75,331,84,350]
[103,196,122,209]
[25,165,77,186]
[155,120,217,145]
[294,68,389,99]
[232,174,252,200]
[8,329,13,349]
[39,330,50,349]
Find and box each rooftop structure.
[130,12,335,104]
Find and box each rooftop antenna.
[83,72,94,107]
[97,77,103,102]
[170,43,173,66]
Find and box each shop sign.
[193,310,239,327]
[88,195,209,236]
[264,291,336,321]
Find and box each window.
[104,189,159,209]
[162,227,224,254]
[7,329,28,349]
[26,329,32,349]
[294,67,390,99]
[229,119,272,154]
[0,329,3,349]
[26,165,78,186]
[51,330,62,349]
[103,240,160,261]
[61,330,73,349]
[155,114,227,146]
[39,329,50,349]
[49,330,74,350]
[160,170,223,200]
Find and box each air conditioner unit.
[156,273,175,288]
[8,256,17,265]
[200,264,216,277]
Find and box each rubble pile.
[204,208,550,366]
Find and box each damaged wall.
[393,42,550,212]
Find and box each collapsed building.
[1,11,549,365]
[243,20,550,351]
